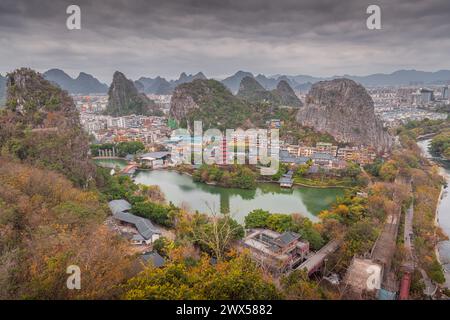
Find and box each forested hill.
[0,159,133,299]
[169,78,302,131]
[0,68,95,186]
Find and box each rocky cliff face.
[106,71,161,116]
[237,76,274,103]
[169,87,200,123]
[273,80,303,107]
[0,68,95,185]
[296,79,392,152]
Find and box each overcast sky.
[0,0,449,83]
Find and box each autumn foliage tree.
[0,159,133,299]
[122,252,281,300]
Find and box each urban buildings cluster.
[281,142,376,168]
[369,85,449,127]
[80,113,171,145]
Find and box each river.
[417,139,450,287]
[95,159,344,223]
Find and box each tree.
[430,131,450,159]
[131,201,178,227]
[0,159,132,299]
[188,210,244,261]
[379,160,398,182]
[122,253,281,300]
[291,215,324,250]
[364,158,383,177]
[152,237,170,257]
[295,164,310,177]
[140,185,165,203]
[280,269,322,300]
[343,219,378,258]
[245,209,270,229]
[266,214,293,232]
[344,162,362,179]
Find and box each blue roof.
[312,152,335,160]
[279,177,293,183]
[279,150,309,164]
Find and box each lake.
[95,159,345,223]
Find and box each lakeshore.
[94,158,345,223]
[417,139,450,288]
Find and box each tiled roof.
[108,199,132,215]
[275,231,300,246]
[140,151,170,159]
[312,152,335,160]
[142,251,165,267]
[109,200,160,240]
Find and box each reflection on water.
[94,158,128,169]
[133,169,344,223]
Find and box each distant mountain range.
[236,76,302,107]
[43,69,109,94]
[227,69,450,93]
[222,71,300,94]
[135,72,207,95]
[284,69,450,88]
[2,68,450,101]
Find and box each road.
[402,195,415,271]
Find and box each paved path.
[296,239,341,275]
[402,195,415,271]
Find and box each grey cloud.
[0,0,449,82]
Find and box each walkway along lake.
[95,159,345,223]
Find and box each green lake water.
[95,159,345,223]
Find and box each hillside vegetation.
[0,159,132,299]
[0,68,95,186]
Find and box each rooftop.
[312,152,335,160]
[142,251,165,267]
[140,151,171,160]
[245,229,302,254]
[109,200,160,240]
[108,199,132,215]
